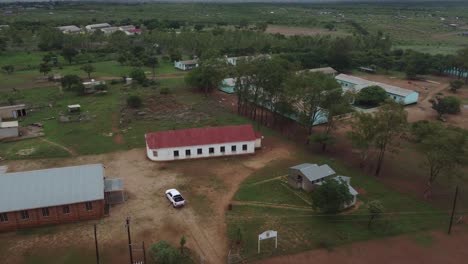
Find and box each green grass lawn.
[227,148,445,261]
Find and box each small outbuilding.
[0,104,27,119]
[85,23,111,32]
[307,67,338,76]
[288,163,358,208]
[145,124,263,161]
[174,60,199,71]
[67,104,81,113]
[57,25,82,34]
[219,78,237,94]
[0,119,19,139]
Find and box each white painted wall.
[146,140,257,161]
[0,127,18,139]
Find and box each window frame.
[85,202,93,211]
[0,213,8,222]
[220,146,226,153]
[152,150,158,157]
[242,144,248,151]
[20,210,29,220]
[231,145,237,152]
[173,150,179,157]
[185,149,191,156]
[63,205,70,214]
[197,148,202,155]
[209,147,215,154]
[41,207,50,217]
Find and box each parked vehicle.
[165,189,185,207]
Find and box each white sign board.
[258,230,278,253]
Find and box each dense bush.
[127,95,143,108]
[355,85,388,107]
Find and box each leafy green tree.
[367,200,384,228]
[127,95,143,108]
[0,37,7,52]
[347,112,377,168]
[194,24,204,31]
[185,60,225,96]
[37,28,64,51]
[430,96,461,119]
[290,72,341,141]
[39,63,51,76]
[312,178,354,213]
[1,65,14,74]
[80,64,95,79]
[62,47,79,64]
[449,79,464,93]
[144,56,159,78]
[149,241,181,264]
[168,48,182,62]
[61,74,82,91]
[355,85,387,107]
[413,124,467,197]
[373,101,408,176]
[129,68,148,84]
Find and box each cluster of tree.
[430,95,461,120]
[311,178,354,213]
[354,85,388,107]
[410,121,468,197]
[347,101,407,175]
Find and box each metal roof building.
[0,164,105,213]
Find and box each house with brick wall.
[0,164,110,232]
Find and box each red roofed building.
[145,125,263,161]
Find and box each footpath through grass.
[227,147,445,261]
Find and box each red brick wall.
[0,200,105,232]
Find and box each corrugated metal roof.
[290,163,336,182]
[0,121,18,128]
[145,125,257,149]
[336,74,416,97]
[0,104,26,111]
[0,164,104,213]
[308,67,338,75]
[104,178,124,192]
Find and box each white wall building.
[85,23,111,32]
[0,118,19,139]
[174,60,199,71]
[145,125,263,161]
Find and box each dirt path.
[256,228,468,264]
[39,138,77,156]
[231,201,314,211]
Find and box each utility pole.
[94,224,100,264]
[142,241,147,264]
[126,217,134,264]
[448,185,459,235]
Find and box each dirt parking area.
[0,139,292,264]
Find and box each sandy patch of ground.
[0,139,293,264]
[257,228,468,264]
[265,25,350,37]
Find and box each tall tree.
[81,64,95,79]
[373,101,408,176]
[185,59,225,96]
[430,96,461,120]
[144,56,159,78]
[347,112,378,168]
[412,123,467,198]
[290,72,341,143]
[62,47,79,64]
[39,63,51,76]
[367,200,384,228]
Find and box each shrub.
[160,87,171,95]
[149,241,181,264]
[355,85,387,107]
[127,95,143,108]
[129,68,147,84]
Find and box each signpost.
[258,230,278,254]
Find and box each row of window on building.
[154,144,249,158]
[0,202,93,223]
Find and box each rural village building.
[0,104,26,119]
[307,67,338,76]
[225,54,272,66]
[288,163,358,209]
[85,23,111,32]
[0,118,19,139]
[174,60,199,71]
[145,124,263,161]
[335,74,419,105]
[57,25,82,34]
[219,78,238,94]
[82,79,105,94]
[101,26,120,35]
[0,164,114,232]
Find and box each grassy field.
[227,149,445,261]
